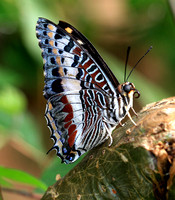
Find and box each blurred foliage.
[0,0,175,198]
[0,166,47,191]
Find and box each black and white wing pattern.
[36,18,137,164]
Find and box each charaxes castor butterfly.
[36,18,148,164]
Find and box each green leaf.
[0,166,47,191]
[0,177,12,187]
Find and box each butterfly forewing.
[36,18,121,163]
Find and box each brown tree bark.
[41,97,175,200]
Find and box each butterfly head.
[117,82,140,99]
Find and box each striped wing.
[36,18,119,163]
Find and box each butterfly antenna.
[124,46,131,82]
[126,46,152,82]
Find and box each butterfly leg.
[104,123,113,146]
[119,121,125,127]
[131,107,138,116]
[127,111,137,126]
[103,117,117,125]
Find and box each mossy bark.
[41,97,175,200]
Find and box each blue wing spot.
[62,147,68,154]
[66,153,75,161]
[62,145,71,155]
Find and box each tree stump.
[41,97,175,200]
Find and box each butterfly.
[36,17,150,164]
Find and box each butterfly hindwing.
[45,89,109,163]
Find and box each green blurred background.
[0,0,175,198]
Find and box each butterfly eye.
[123,84,132,93]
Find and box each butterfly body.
[36,18,139,164]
